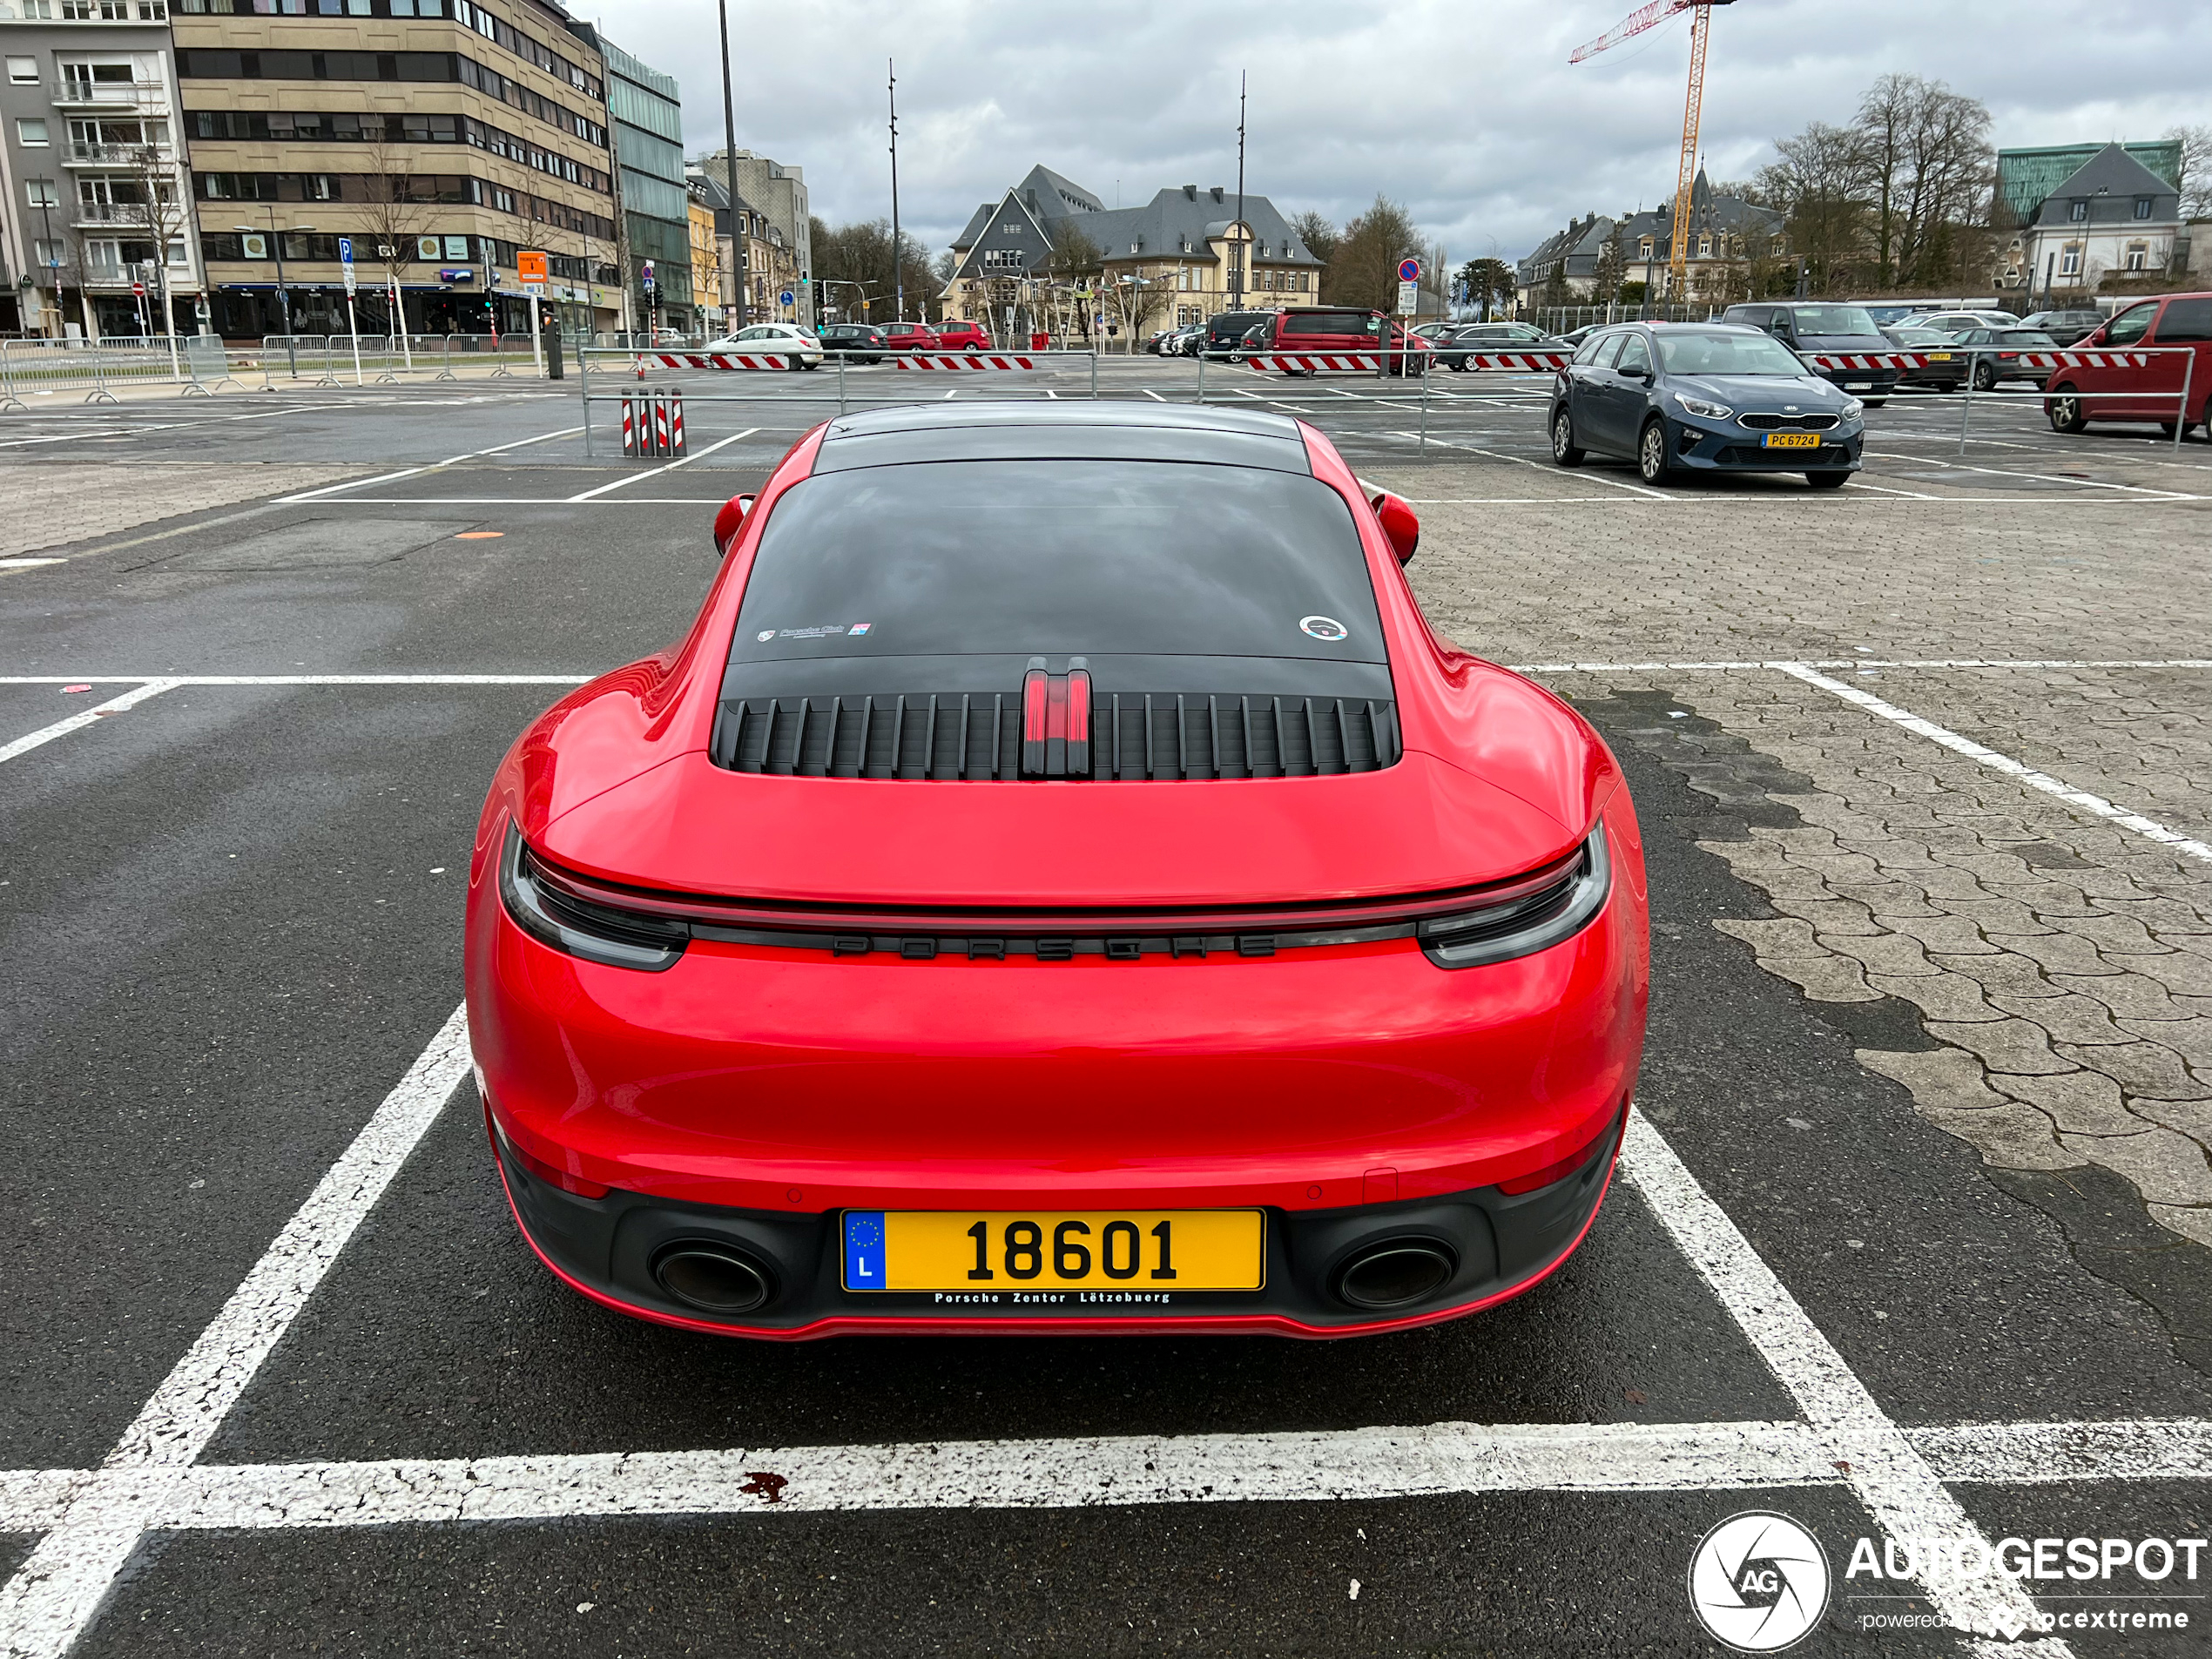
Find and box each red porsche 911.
[464,402,1649,1339]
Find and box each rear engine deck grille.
[714,693,1399,780]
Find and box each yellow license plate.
[1761,432,1821,449]
[842,1210,1264,1292]
[1928,352,1953,361]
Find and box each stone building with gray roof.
[1516,170,1784,307]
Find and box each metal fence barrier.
[1798,344,2198,454]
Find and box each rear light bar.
[499,824,1614,973]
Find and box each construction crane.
[1570,0,1736,302]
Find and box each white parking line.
[1775,662,2212,866]
[0,679,179,766]
[269,424,586,503]
[0,1005,471,1659]
[0,1417,2202,1537]
[1618,1112,2056,1646]
[1868,452,2194,499]
[565,428,759,501]
[1384,432,1673,499]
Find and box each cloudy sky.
[591,0,2207,262]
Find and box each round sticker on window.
[1299,615,1349,642]
[756,629,776,642]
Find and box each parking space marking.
[0,1419,2204,1537]
[565,428,761,502]
[0,1006,470,1659]
[0,679,179,766]
[270,424,587,504]
[1619,1111,2055,1645]
[1384,433,1673,499]
[1775,662,2212,865]
[1868,452,2196,499]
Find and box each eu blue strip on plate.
[844,1211,886,1290]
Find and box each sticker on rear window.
[1300,615,1348,642]
[756,623,868,642]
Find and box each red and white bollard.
[620,395,638,456]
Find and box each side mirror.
[1369,491,1420,565]
[712,493,755,556]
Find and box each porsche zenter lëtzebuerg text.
[464,402,1649,1339]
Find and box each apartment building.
[168,0,620,339]
[686,162,799,330]
[694,144,807,327]
[0,0,207,340]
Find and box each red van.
[1260,307,1435,376]
[2043,293,2212,436]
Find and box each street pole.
[888,58,902,323]
[1231,71,1245,308]
[345,290,363,384]
[716,0,745,327]
[36,194,57,339]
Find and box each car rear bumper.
[489,1097,1628,1339]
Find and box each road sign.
[642,260,656,293]
[1397,280,1419,316]
[339,235,356,296]
[779,288,794,307]
[1398,257,1421,282]
[131,281,145,296]
[518,250,548,288]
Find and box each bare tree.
[1591,224,1625,307]
[1099,270,1166,351]
[112,141,192,342]
[1754,120,1873,293]
[1326,196,1420,311]
[2168,124,2212,220]
[356,138,435,337]
[1854,75,1993,289]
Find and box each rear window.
[1786,306,1880,336]
[1280,310,1378,335]
[2155,299,2212,342]
[1998,331,2056,347]
[733,460,1383,665]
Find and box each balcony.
[72,200,168,226]
[51,77,164,109]
[64,141,177,167]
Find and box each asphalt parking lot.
[2,360,2209,1656]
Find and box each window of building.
[2125,242,2148,272]
[25,178,60,207]
[2134,196,2153,220]
[2060,244,2081,275]
[5,57,36,84]
[62,0,95,17]
[1697,235,1712,257]
[17,118,50,145]
[99,0,130,17]
[34,238,64,266]
[2069,199,2088,221]
[138,0,166,16]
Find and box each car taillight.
[1417,824,1612,969]
[498,822,687,972]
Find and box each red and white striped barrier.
[1801,350,2148,373]
[1247,353,1389,373]
[641,351,809,372]
[889,354,1040,370]
[1450,352,1575,372]
[620,389,685,458]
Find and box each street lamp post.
[36,192,59,340]
[236,206,314,375]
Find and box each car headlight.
[1841,397,1865,419]
[1672,393,1734,421]
[1418,825,1612,969]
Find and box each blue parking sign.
[338,236,353,265]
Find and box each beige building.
[685,163,799,329]
[169,0,620,340]
[943,168,1320,344]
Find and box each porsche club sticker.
[1299,615,1349,642]
[755,623,874,642]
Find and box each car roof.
[813,401,1312,475]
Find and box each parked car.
[2016,309,2106,347]
[817,323,886,364]
[1143,329,1176,354]
[1878,326,1966,392]
[2044,292,2212,436]
[1437,321,1571,371]
[1902,310,2021,337]
[1717,302,1901,403]
[1950,327,2061,390]
[933,320,992,352]
[1170,324,1206,356]
[1259,307,1435,375]
[469,401,1649,1339]
[1548,322,1865,489]
[702,322,823,368]
[1861,303,1940,329]
[1203,309,1279,359]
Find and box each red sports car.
[465,403,1649,1339]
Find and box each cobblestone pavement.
[0,461,363,561]
[1542,669,2212,1255]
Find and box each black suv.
[1204,310,1278,359]
[1719,303,1900,404]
